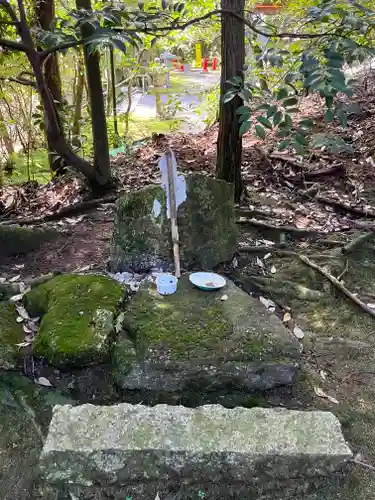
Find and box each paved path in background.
[117,70,220,133]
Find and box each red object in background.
[180,64,184,72]
[212,57,217,71]
[202,57,208,72]
[173,58,178,68]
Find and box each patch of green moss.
[117,275,299,366]
[0,303,24,369]
[24,275,125,367]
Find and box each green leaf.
[239,120,251,136]
[299,118,314,129]
[267,105,277,118]
[239,88,252,101]
[257,103,271,111]
[277,88,288,100]
[257,116,273,129]
[325,110,334,122]
[338,110,348,128]
[236,106,249,115]
[283,97,298,107]
[284,114,293,128]
[238,113,250,123]
[325,95,334,108]
[278,139,291,151]
[295,134,308,146]
[255,125,266,140]
[273,111,283,126]
[223,92,236,103]
[293,142,306,155]
[227,76,242,87]
[277,128,291,138]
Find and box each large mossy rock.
[109,174,237,272]
[0,225,58,257]
[113,275,301,395]
[24,275,125,367]
[0,303,24,370]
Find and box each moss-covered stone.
[0,303,24,370]
[24,275,125,367]
[113,275,300,393]
[109,174,237,272]
[0,225,58,257]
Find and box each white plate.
[189,272,226,291]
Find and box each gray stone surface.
[40,404,352,488]
[113,275,301,393]
[109,174,237,272]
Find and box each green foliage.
[225,0,375,156]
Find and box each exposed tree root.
[299,254,375,319]
[299,189,375,218]
[236,218,318,235]
[342,232,375,254]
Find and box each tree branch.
[0,37,28,51]
[39,38,84,57]
[0,76,36,87]
[135,9,336,40]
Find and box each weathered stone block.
[109,174,237,272]
[40,404,352,488]
[113,275,301,393]
[24,274,125,367]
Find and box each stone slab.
[109,174,237,272]
[40,404,352,488]
[113,276,301,393]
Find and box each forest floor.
[2,70,375,499]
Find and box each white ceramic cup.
[156,274,178,295]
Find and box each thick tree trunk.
[109,46,119,146]
[76,0,111,186]
[35,0,64,173]
[216,0,245,202]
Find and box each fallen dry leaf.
[16,304,29,320]
[314,386,339,404]
[320,370,327,381]
[9,293,25,303]
[16,341,32,348]
[264,253,272,260]
[256,257,265,268]
[270,265,277,274]
[35,377,53,387]
[220,294,228,301]
[293,326,305,339]
[283,312,292,323]
[259,296,276,312]
[9,274,21,283]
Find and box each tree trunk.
[35,0,64,173]
[72,53,85,143]
[76,0,110,186]
[216,0,245,202]
[109,46,119,146]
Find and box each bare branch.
[39,38,84,57]
[0,75,36,87]
[0,37,28,51]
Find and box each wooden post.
[165,150,181,278]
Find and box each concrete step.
[40,404,352,497]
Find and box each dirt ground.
[2,72,375,498]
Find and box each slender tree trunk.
[0,105,15,157]
[35,0,64,173]
[109,46,119,146]
[76,0,110,185]
[216,0,245,202]
[72,53,85,142]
